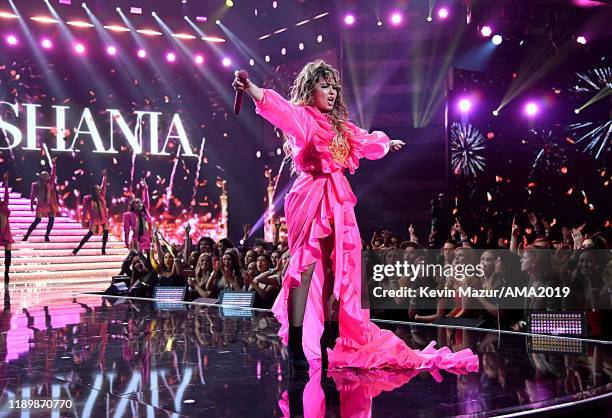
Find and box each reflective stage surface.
[0,286,611,417]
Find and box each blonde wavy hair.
[283,61,349,167]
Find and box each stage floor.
[0,283,611,417]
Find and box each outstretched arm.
[50,158,57,184]
[349,123,404,160]
[141,180,150,212]
[233,72,314,146]
[100,168,108,196]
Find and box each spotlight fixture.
[137,49,147,58]
[172,33,196,40]
[377,20,383,26]
[215,19,221,25]
[281,47,286,55]
[6,34,18,46]
[0,12,19,19]
[316,34,323,43]
[344,14,355,26]
[106,45,117,55]
[249,58,255,66]
[437,7,449,19]
[137,29,162,36]
[426,16,432,22]
[491,34,503,45]
[525,102,539,117]
[74,43,86,54]
[574,109,580,114]
[480,25,492,37]
[492,110,499,116]
[458,98,472,113]
[201,36,225,43]
[194,54,205,65]
[222,57,232,67]
[265,55,270,62]
[225,0,234,7]
[166,52,176,62]
[576,35,587,45]
[298,42,304,50]
[390,12,402,25]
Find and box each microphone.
[234,70,249,115]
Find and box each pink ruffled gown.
[255,89,478,372]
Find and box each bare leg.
[320,234,339,321]
[289,263,315,327]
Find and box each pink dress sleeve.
[349,122,391,161]
[254,89,315,151]
[123,212,132,247]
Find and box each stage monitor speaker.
[112,275,130,286]
[219,291,255,317]
[104,282,128,296]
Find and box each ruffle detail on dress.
[328,336,479,373]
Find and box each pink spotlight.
[458,98,472,113]
[222,57,232,67]
[390,12,402,25]
[74,43,86,54]
[137,49,147,58]
[194,54,205,65]
[106,45,117,55]
[166,52,176,62]
[576,35,587,45]
[344,14,355,26]
[480,25,492,37]
[525,102,539,117]
[6,34,18,46]
[41,38,53,49]
[437,8,449,19]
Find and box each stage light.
[390,13,402,25]
[344,14,355,26]
[249,58,255,66]
[256,151,261,158]
[137,29,162,36]
[115,7,121,12]
[201,36,225,43]
[576,35,587,44]
[137,49,147,58]
[491,34,503,45]
[195,16,207,22]
[6,34,18,46]
[437,7,449,19]
[265,55,270,62]
[194,54,204,65]
[67,20,94,28]
[0,12,19,19]
[41,38,53,49]
[172,33,196,40]
[525,102,539,117]
[31,16,60,24]
[225,0,234,7]
[574,108,580,114]
[276,148,282,155]
[426,16,432,22]
[106,45,117,55]
[458,98,472,113]
[377,20,383,26]
[166,52,176,62]
[492,110,499,116]
[272,1,278,8]
[222,57,232,67]
[104,24,130,32]
[281,47,286,55]
[74,43,86,54]
[298,42,304,50]
[316,34,323,43]
[480,25,492,37]
[215,19,221,25]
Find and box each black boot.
[288,326,309,374]
[22,217,41,241]
[321,321,339,370]
[44,216,54,242]
[4,249,11,284]
[101,230,109,255]
[73,231,93,255]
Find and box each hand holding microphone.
[232,70,249,115]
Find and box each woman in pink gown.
[73,169,110,255]
[233,61,478,373]
[123,179,153,252]
[1,173,14,283]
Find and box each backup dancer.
[123,179,152,252]
[233,61,478,372]
[73,169,110,255]
[23,158,60,242]
[1,173,14,284]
